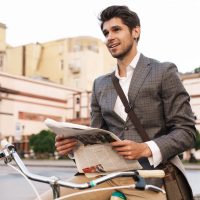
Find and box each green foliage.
[29,130,55,154]
[194,67,200,73]
[194,130,200,150]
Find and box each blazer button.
[124,126,128,131]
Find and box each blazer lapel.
[128,54,151,105]
[110,80,118,111]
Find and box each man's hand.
[111,140,152,160]
[55,135,78,156]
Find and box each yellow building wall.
[64,37,116,90]
[30,36,116,90]
[3,35,115,90]
[0,23,6,51]
[6,46,23,75]
[36,40,68,84]
[25,43,42,77]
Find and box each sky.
[0,0,200,73]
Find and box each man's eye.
[113,27,120,32]
[103,32,108,37]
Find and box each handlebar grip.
[137,170,165,178]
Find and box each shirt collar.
[115,52,140,79]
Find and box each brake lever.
[0,151,5,159]
[0,140,16,164]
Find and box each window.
[87,43,99,53]
[69,59,81,74]
[0,52,4,70]
[58,45,64,56]
[60,59,64,70]
[76,111,80,118]
[60,78,63,84]
[73,44,83,52]
[18,111,62,121]
[76,97,80,104]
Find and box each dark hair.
[99,5,140,32]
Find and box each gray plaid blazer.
[90,54,197,172]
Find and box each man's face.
[102,17,136,59]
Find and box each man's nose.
[107,32,114,41]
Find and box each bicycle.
[0,139,166,200]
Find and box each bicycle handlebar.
[0,140,166,198]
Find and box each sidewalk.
[0,159,76,168]
[1,158,200,170]
[23,159,76,167]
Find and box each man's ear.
[132,26,140,40]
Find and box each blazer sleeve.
[90,79,108,130]
[153,63,197,163]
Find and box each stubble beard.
[110,43,133,60]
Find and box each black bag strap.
[111,72,150,142]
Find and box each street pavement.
[1,159,200,199]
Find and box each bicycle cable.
[55,184,136,200]
[55,182,165,200]
[7,163,42,200]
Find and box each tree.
[29,130,56,158]
[194,67,200,73]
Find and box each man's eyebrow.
[103,25,121,32]
[112,25,121,29]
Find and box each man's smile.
[108,42,120,50]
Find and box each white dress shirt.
[114,52,162,167]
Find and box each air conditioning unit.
[69,59,81,74]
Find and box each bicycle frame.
[0,141,165,199]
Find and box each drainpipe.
[22,45,26,76]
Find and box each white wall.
[0,72,86,139]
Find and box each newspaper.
[44,118,142,176]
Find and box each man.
[40,5,197,200]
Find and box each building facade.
[181,73,200,130]
[0,72,91,153]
